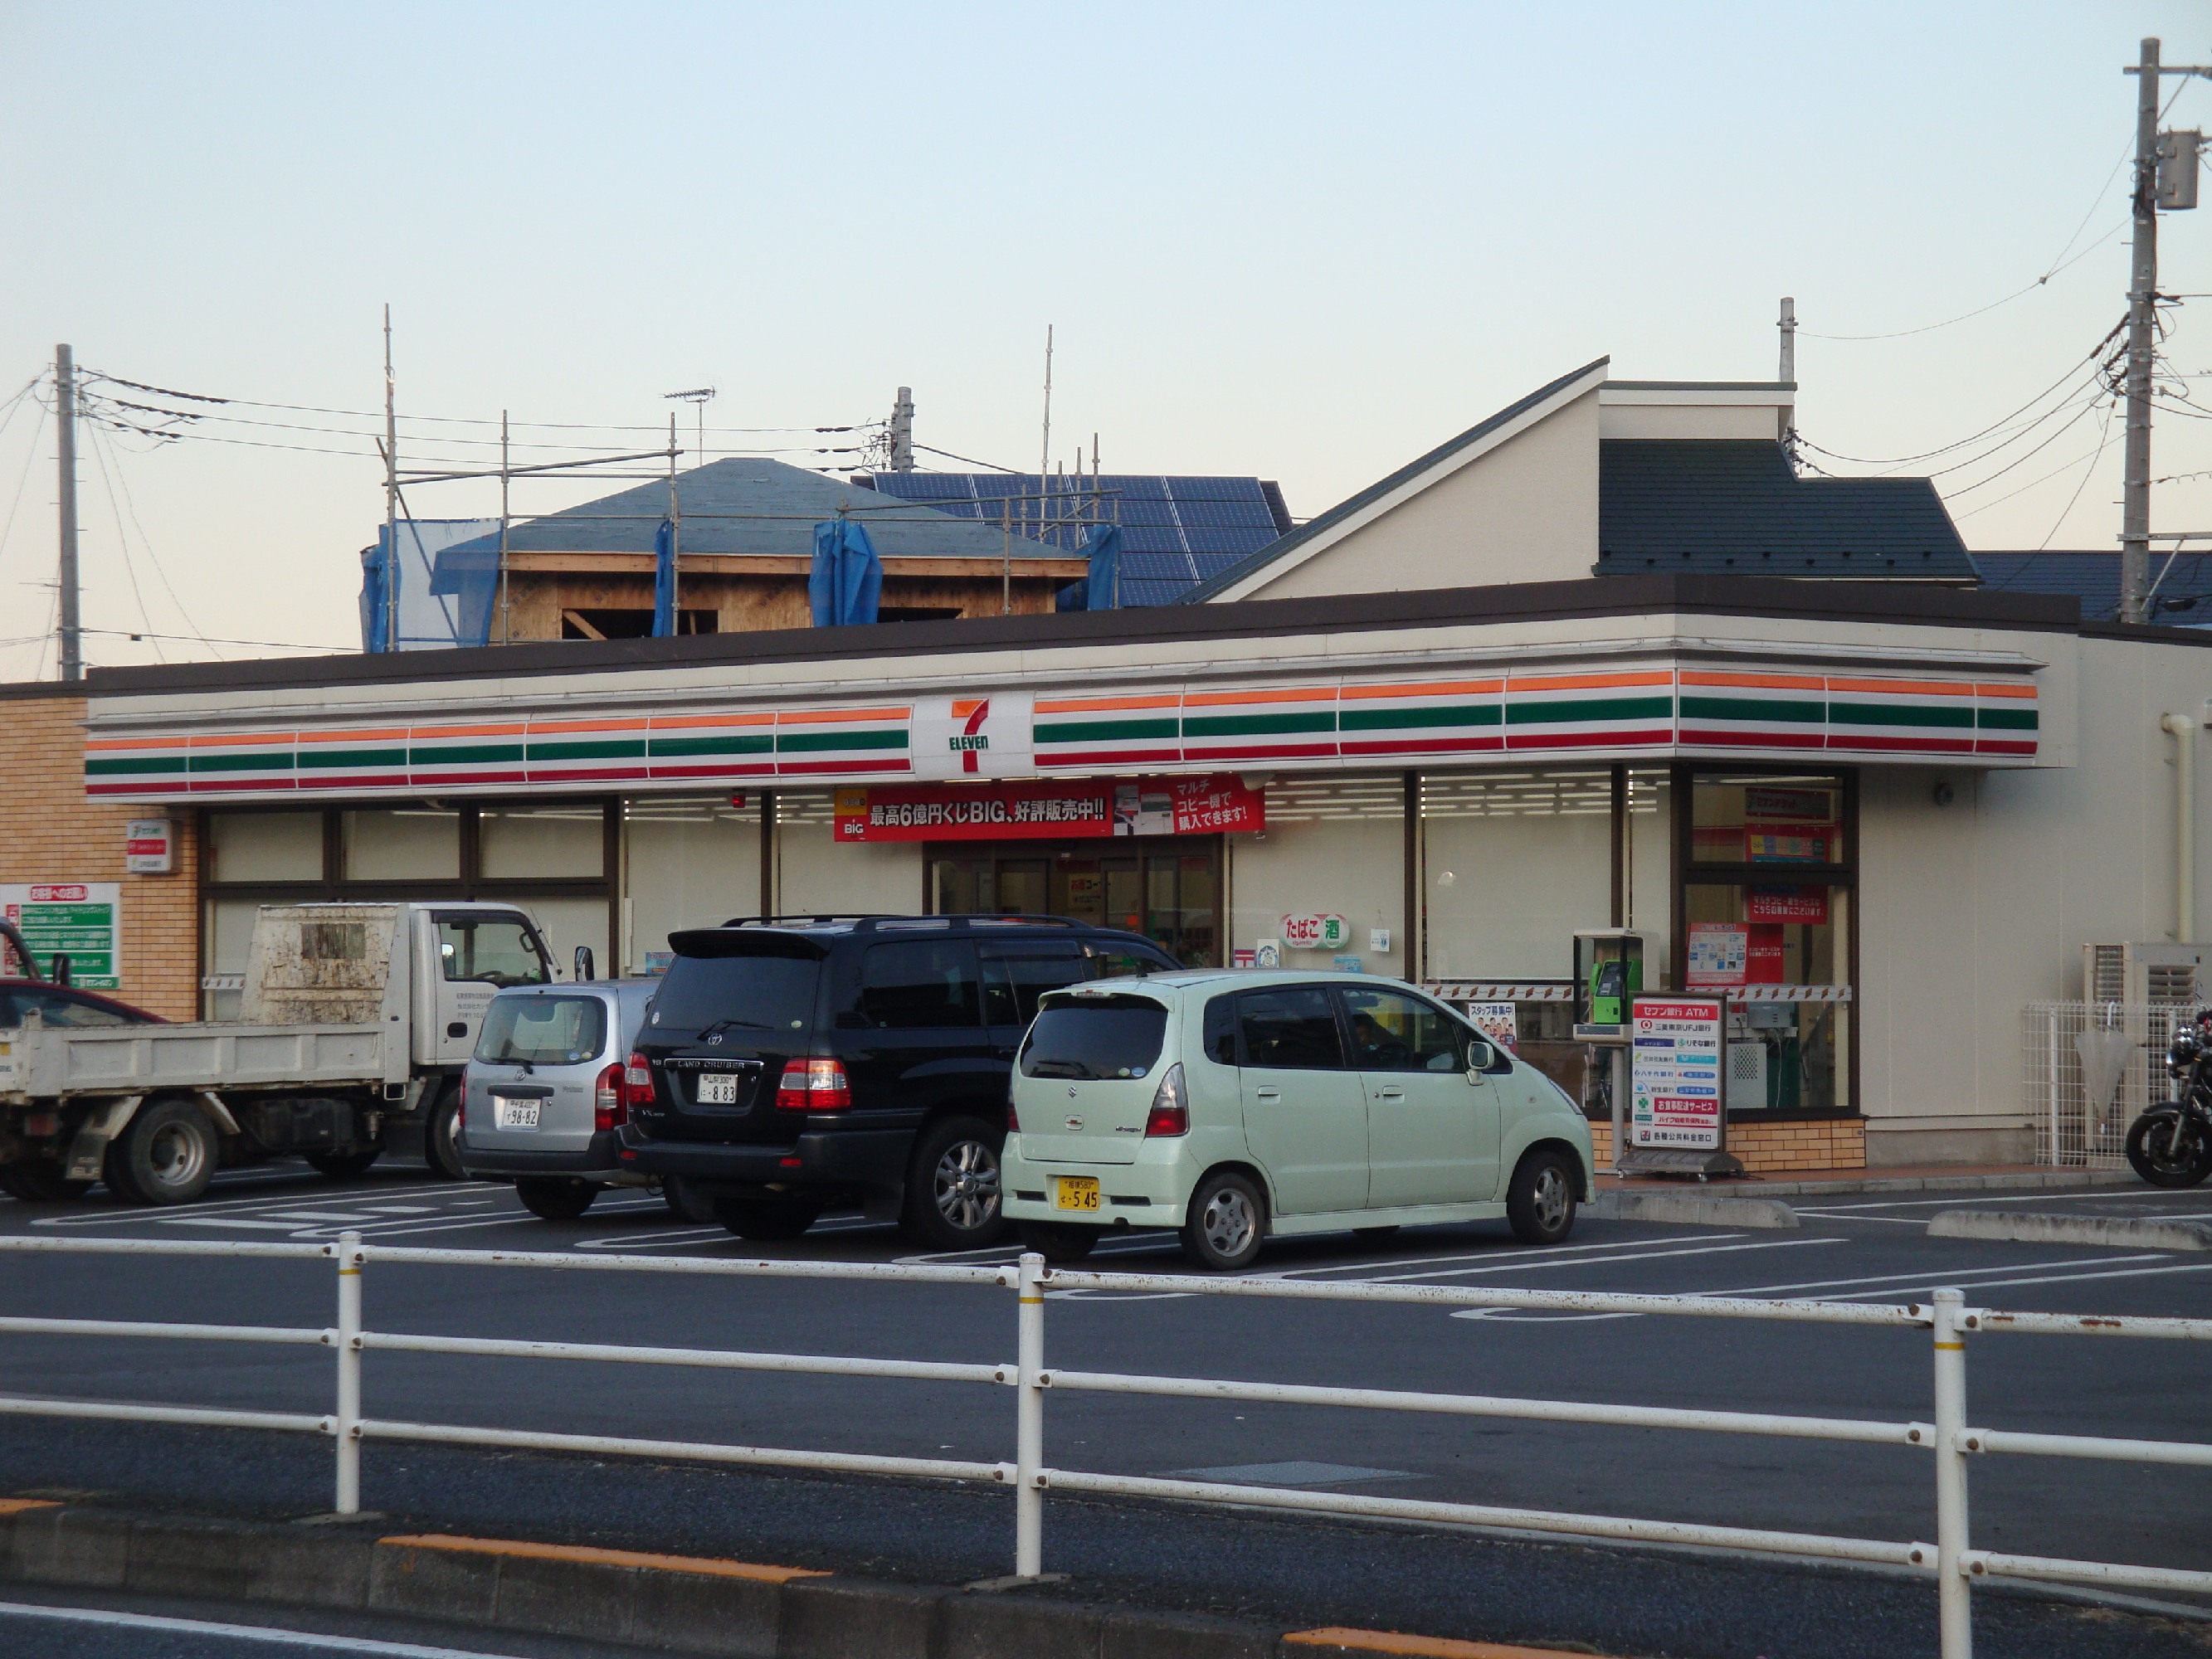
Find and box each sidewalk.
[1591,1162,2141,1199]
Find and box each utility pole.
[2122,40,2210,623]
[54,343,80,681]
[889,386,914,472]
[382,306,398,653]
[667,412,681,630]
[1776,297,1798,458]
[497,411,511,645]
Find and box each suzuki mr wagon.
[1002,971,1595,1270]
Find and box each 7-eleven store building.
[31,567,2210,1175]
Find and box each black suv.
[619,916,1179,1248]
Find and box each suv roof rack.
[715,913,1090,934]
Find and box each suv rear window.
[653,952,821,1035]
[476,996,608,1066]
[1021,996,1169,1080]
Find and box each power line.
[80,420,165,662]
[85,419,217,655]
[1801,226,2127,342]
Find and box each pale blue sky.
[3,2,2210,676]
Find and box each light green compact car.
[1002,969,1595,1271]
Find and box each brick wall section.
[0,693,198,1019]
[1591,1117,1866,1173]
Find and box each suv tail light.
[1143,1063,1189,1137]
[622,1052,655,1112]
[777,1058,852,1112]
[595,1063,626,1131]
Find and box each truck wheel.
[515,1178,598,1220]
[305,1150,381,1180]
[900,1115,1006,1250]
[0,1163,91,1203]
[107,1099,217,1207]
[426,1083,465,1180]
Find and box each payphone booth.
[1574,931,1644,1027]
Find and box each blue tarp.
[653,518,678,637]
[427,543,499,647]
[358,519,500,651]
[358,544,391,652]
[1081,523,1123,610]
[809,518,882,626]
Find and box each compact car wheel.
[305,1149,381,1180]
[108,1098,217,1207]
[1506,1148,1579,1245]
[0,1163,91,1203]
[514,1177,598,1220]
[1180,1170,1265,1272]
[902,1115,1006,1250]
[714,1197,823,1241]
[1016,1221,1098,1263]
[426,1083,465,1180]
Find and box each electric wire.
[85,419,217,654]
[80,419,165,662]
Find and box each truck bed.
[0,1020,402,1104]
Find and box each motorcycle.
[2127,1008,2212,1188]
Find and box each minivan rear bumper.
[618,1127,909,1192]
[460,1131,633,1181]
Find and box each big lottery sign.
[1280,912,1350,951]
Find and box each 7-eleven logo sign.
[949,699,990,772]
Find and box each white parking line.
[31,1179,465,1229]
[1693,1253,2169,1300]
[0,1597,552,1656]
[1267,1233,1754,1280]
[1343,1237,1845,1286]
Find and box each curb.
[1586,1192,1798,1228]
[0,1500,1610,1659]
[1926,1210,2212,1251]
[1596,1169,2141,1199]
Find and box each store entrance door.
[925,839,1221,966]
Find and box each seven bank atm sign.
[911,693,1035,781]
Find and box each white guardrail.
[0,1238,2205,1659]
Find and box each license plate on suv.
[1054,1175,1100,1212]
[492,1097,540,1131]
[695,1073,741,1106]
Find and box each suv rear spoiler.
[715,914,1087,934]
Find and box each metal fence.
[2023,1001,2194,1168]
[0,1233,2205,1659]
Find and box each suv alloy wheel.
[903,1114,1005,1250]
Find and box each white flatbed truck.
[0,902,563,1204]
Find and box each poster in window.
[1686,922,1748,987]
[1746,884,1830,925]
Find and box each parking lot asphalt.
[0,1163,2205,1659]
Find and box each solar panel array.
[867,473,1287,605]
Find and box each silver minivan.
[460,980,671,1220]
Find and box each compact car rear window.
[1021,995,1170,1081]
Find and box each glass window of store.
[926,839,1222,966]
[1676,769,1855,1117]
[198,801,616,1017]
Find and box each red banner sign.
[835,775,1264,843]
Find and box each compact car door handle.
[1376,1087,1405,1101]
[1255,1087,1281,1101]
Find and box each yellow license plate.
[1053,1176,1101,1212]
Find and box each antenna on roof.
[1038,325,1054,554]
[665,387,715,467]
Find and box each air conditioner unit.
[2081,942,2209,1006]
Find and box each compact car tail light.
[595,1062,626,1132]
[1143,1063,1189,1137]
[1006,1091,1021,1135]
[622,1052,656,1112]
[777,1058,852,1112]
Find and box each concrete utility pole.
[889,387,914,472]
[2122,40,2210,624]
[382,306,398,653]
[1776,297,1798,454]
[54,343,80,681]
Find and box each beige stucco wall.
[1856,632,2212,1162]
[1227,809,1407,977]
[1245,391,1602,598]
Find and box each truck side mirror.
[574,946,595,983]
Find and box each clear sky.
[3,2,2210,679]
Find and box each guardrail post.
[334,1230,363,1516]
[1015,1250,1045,1578]
[1933,1288,1971,1659]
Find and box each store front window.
[927,842,1220,966]
[1677,769,1856,1117]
